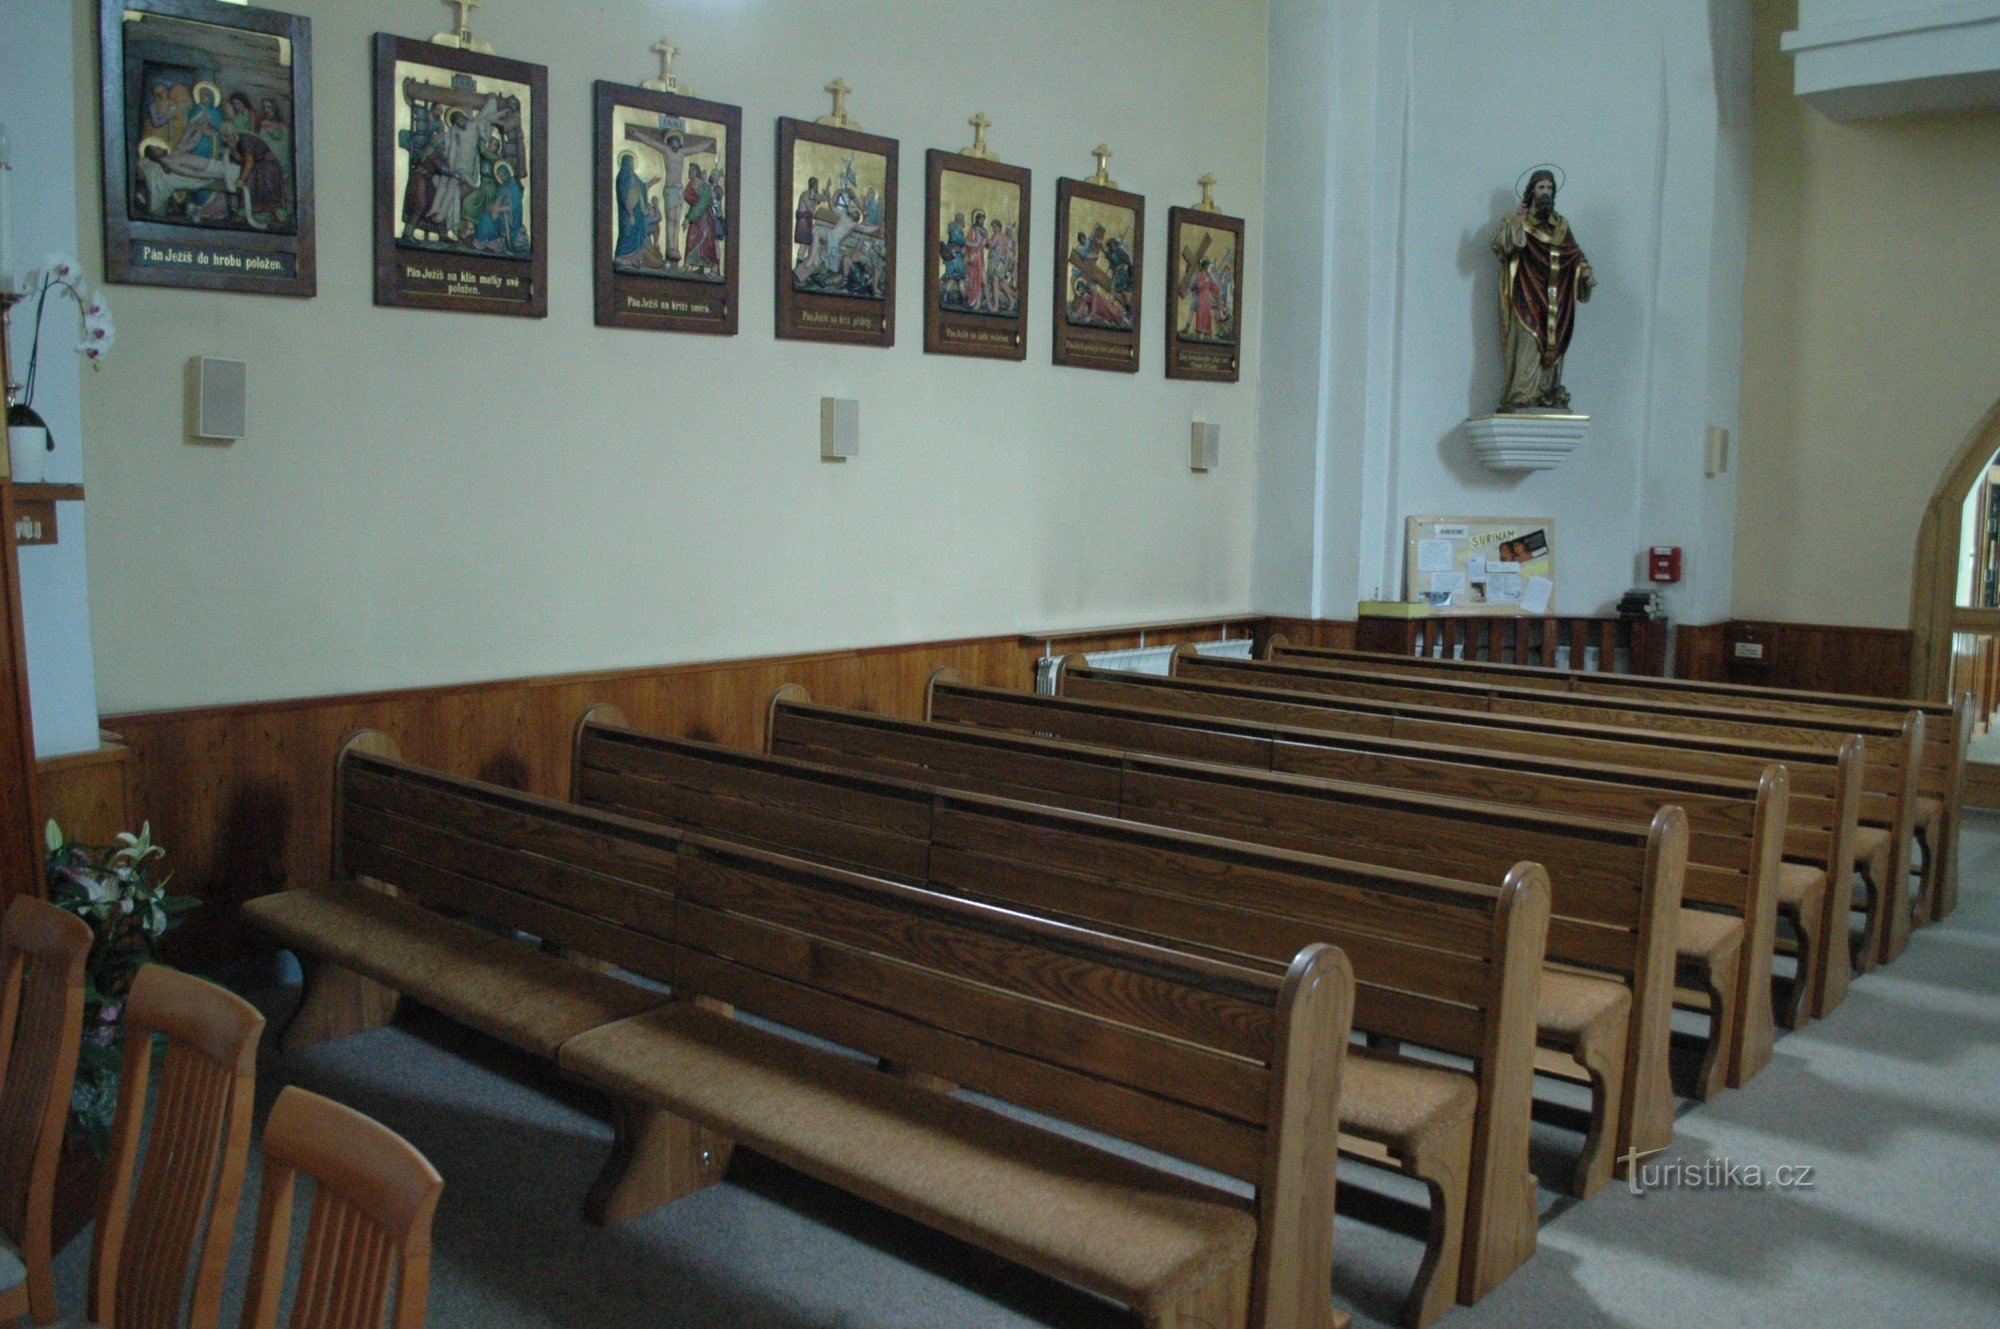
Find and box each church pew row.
[1266,638,1970,925]
[1175,651,1920,966]
[570,704,1553,1324]
[929,670,1862,1024]
[243,732,1359,1329]
[1046,656,1891,978]
[765,683,1784,1097]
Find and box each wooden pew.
[1178,651,1921,967]
[929,671,1862,1022]
[1270,639,1971,925]
[573,706,1551,1323]
[246,733,1359,1329]
[766,686,1786,1098]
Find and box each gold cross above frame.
[1196,173,1218,211]
[1088,143,1116,189]
[431,0,495,54]
[818,77,861,130]
[963,112,994,161]
[644,38,693,95]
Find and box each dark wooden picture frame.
[1051,178,1143,373]
[1166,206,1245,382]
[593,82,741,335]
[775,117,897,347]
[372,33,548,318]
[98,0,315,296]
[922,150,1029,361]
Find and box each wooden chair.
[238,1086,444,1329]
[0,896,93,1327]
[84,964,265,1329]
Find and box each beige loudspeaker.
[187,356,248,441]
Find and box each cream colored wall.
[78,0,1267,712]
[1735,1,2000,629]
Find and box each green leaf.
[44,819,63,854]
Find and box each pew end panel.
[288,729,407,1052]
[923,665,967,721]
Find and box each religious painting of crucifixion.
[371,31,548,317]
[1166,190,1245,382]
[97,0,316,296]
[593,66,741,335]
[775,83,898,346]
[1051,154,1144,372]
[923,116,1030,361]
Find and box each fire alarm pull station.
[1648,546,1683,584]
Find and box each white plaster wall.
[1255,0,1750,624]
[1,0,102,756]
[77,0,1270,713]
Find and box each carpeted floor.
[51,814,2000,1327]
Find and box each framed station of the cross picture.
[1165,206,1245,382]
[1051,178,1143,372]
[923,149,1029,360]
[98,0,317,296]
[594,81,742,334]
[373,33,548,317]
[776,117,898,346]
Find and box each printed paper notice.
[1429,571,1468,595]
[1489,572,1523,603]
[1466,556,1486,578]
[1521,575,1554,615]
[1416,539,1455,573]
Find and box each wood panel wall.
[1674,620,1916,698]
[38,742,134,847]
[100,622,1246,966]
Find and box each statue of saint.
[1492,168,1594,412]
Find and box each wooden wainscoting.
[101,621,1253,967]
[1674,620,1915,698]
[1257,617,1358,654]
[38,740,135,845]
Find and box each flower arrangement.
[44,819,197,1154]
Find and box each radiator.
[1035,637,1254,694]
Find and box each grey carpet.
[51,813,2000,1327]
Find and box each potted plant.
[43,819,197,1156]
[6,255,114,482]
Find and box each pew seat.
[243,880,665,1059]
[1341,1050,1478,1147]
[561,1001,1265,1323]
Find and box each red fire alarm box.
[1648,546,1683,584]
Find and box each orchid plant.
[8,255,114,420]
[44,819,197,1154]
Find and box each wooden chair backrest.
[238,1086,444,1329]
[671,836,1355,1328]
[0,897,92,1322]
[335,732,684,981]
[90,965,265,1329]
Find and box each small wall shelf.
[8,483,85,547]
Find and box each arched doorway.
[1911,395,2000,803]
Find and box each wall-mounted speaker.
[186,357,248,442]
[1190,421,1221,471]
[820,397,859,460]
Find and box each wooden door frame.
[1910,396,2000,700]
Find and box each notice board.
[1402,515,1557,615]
